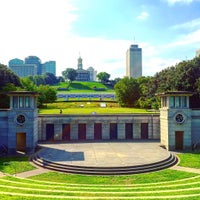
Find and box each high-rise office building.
[9,58,37,77]
[126,44,142,78]
[9,58,24,66]
[9,64,37,77]
[8,56,56,77]
[196,49,200,57]
[25,56,42,75]
[42,61,56,75]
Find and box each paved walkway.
[15,168,50,178]
[171,165,200,174]
[0,171,5,177]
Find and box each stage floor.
[37,141,170,167]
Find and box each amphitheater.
[1,91,200,199]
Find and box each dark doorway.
[16,132,26,152]
[94,123,102,140]
[46,124,54,141]
[125,123,133,139]
[78,123,86,140]
[141,123,148,139]
[110,123,117,140]
[62,124,70,141]
[175,131,184,150]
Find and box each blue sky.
[0,0,200,78]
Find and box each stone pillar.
[54,124,62,141]
[87,121,94,140]
[133,123,140,139]
[70,121,78,140]
[117,122,125,139]
[102,121,109,139]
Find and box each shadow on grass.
[0,155,35,174]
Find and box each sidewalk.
[171,165,200,174]
[0,171,5,177]
[15,168,50,178]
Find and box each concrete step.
[31,153,178,175]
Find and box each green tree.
[0,64,21,108]
[62,68,77,83]
[136,76,158,109]
[0,64,21,89]
[0,83,18,108]
[37,85,57,107]
[43,72,58,85]
[20,77,36,91]
[97,72,110,83]
[114,77,140,107]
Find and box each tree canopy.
[0,64,21,108]
[21,73,58,86]
[0,64,21,89]
[62,68,77,83]
[96,72,110,83]
[114,77,140,107]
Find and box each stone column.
[87,121,94,140]
[117,122,125,139]
[54,124,62,141]
[133,123,141,139]
[102,121,110,139]
[70,121,78,140]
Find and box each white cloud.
[137,12,149,20]
[165,0,200,5]
[171,18,200,30]
[0,0,78,67]
[165,29,200,47]
[143,57,180,76]
[55,37,130,79]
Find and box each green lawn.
[39,102,158,114]
[30,169,196,184]
[55,81,114,93]
[0,156,35,174]
[0,170,199,200]
[177,152,200,169]
[1,153,200,199]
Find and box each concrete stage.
[37,141,171,167]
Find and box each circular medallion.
[16,114,26,125]
[175,113,185,124]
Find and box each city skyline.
[0,0,200,79]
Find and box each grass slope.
[0,170,200,199]
[0,156,35,174]
[0,153,200,199]
[56,81,114,93]
[39,102,157,114]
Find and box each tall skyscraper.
[126,44,142,78]
[196,49,200,57]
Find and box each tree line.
[115,56,200,108]
[0,64,57,108]
[1,55,200,109]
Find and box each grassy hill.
[55,81,114,93]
